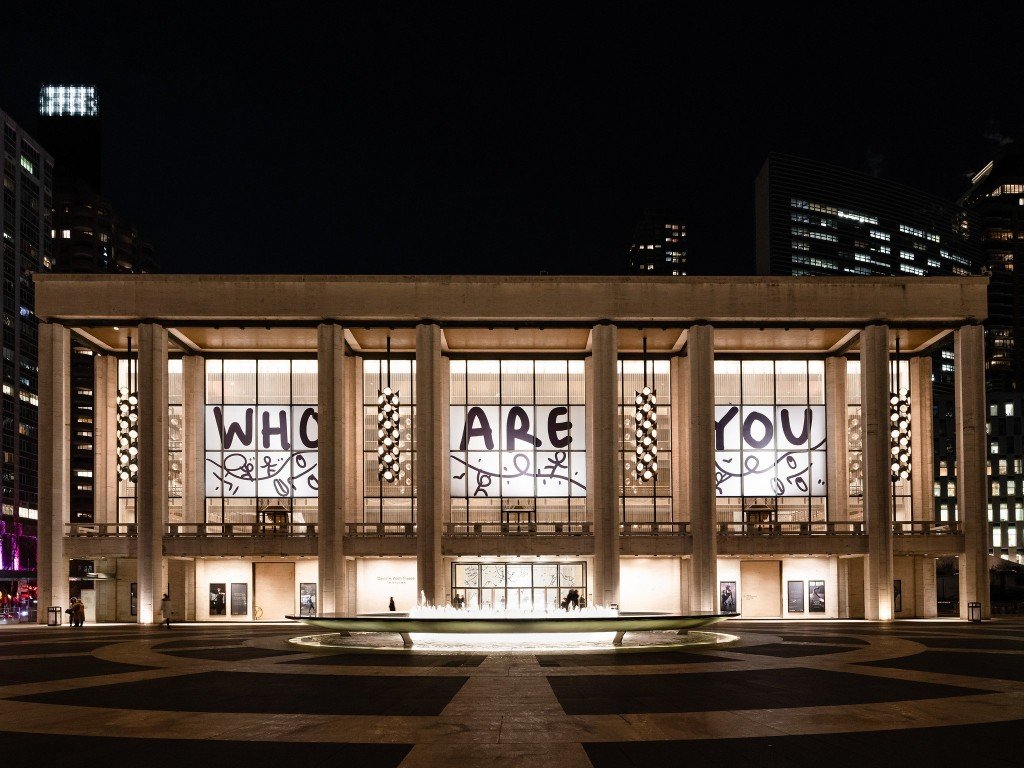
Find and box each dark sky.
[3,4,1021,276]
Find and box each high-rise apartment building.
[627,211,687,275]
[960,147,1024,563]
[0,109,52,587]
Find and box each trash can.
[47,606,63,626]
[968,602,982,623]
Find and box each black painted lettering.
[261,409,291,450]
[742,411,773,449]
[214,406,253,449]
[547,406,572,448]
[780,407,812,446]
[298,408,318,449]
[715,406,739,451]
[460,406,494,450]
[506,405,541,450]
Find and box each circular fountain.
[288,604,736,651]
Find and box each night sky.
[3,4,1021,276]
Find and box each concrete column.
[136,323,169,624]
[837,557,850,618]
[344,347,361,527]
[92,353,117,526]
[909,357,934,521]
[685,325,716,613]
[589,323,619,607]
[415,323,448,605]
[825,357,849,522]
[670,356,687,525]
[914,555,938,618]
[37,323,71,622]
[317,324,349,615]
[955,324,989,619]
[182,356,205,525]
[861,325,893,621]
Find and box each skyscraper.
[626,211,687,275]
[960,147,1024,562]
[0,109,52,586]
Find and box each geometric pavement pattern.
[0,618,1021,767]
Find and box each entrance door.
[740,561,782,617]
[253,562,295,621]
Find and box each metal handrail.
[443,521,593,536]
[717,521,865,536]
[166,523,318,537]
[892,520,961,535]
[619,522,690,536]
[346,522,416,537]
[65,523,137,537]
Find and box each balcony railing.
[620,522,690,536]
[892,520,961,535]
[718,521,865,536]
[66,523,136,537]
[166,523,317,537]
[346,523,416,537]
[444,521,592,536]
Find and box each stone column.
[416,323,448,605]
[589,323,619,607]
[955,324,989,619]
[136,323,169,624]
[914,555,938,618]
[909,357,934,521]
[317,324,349,615]
[685,325,716,613]
[182,356,205,525]
[37,323,71,622]
[670,356,687,526]
[92,353,117,526]
[861,325,893,621]
[825,357,849,522]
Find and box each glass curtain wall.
[714,360,827,531]
[204,359,318,530]
[618,359,672,528]
[451,561,586,611]
[168,359,182,523]
[116,358,136,524]
[449,360,586,533]
[362,359,415,531]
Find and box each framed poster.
[787,580,804,613]
[130,582,137,616]
[808,580,825,613]
[299,582,317,617]
[209,583,227,616]
[230,583,248,616]
[719,581,737,612]
[893,579,902,613]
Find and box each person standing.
[160,593,172,628]
[388,596,396,612]
[72,598,85,628]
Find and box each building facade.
[626,211,687,275]
[0,110,52,596]
[34,274,990,622]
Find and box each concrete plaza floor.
[0,618,1021,767]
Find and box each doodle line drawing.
[450,450,586,497]
[714,438,825,497]
[206,451,318,497]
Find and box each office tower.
[756,154,978,279]
[0,109,52,586]
[627,211,687,275]
[38,85,101,191]
[960,147,1024,562]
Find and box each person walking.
[160,593,172,628]
[388,596,396,612]
[72,598,85,628]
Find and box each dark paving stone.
[154,638,250,649]
[159,647,300,661]
[0,641,119,656]
[727,643,850,658]
[858,650,1024,682]
[0,656,155,685]
[289,653,486,668]
[0,730,410,768]
[894,636,1023,651]
[781,634,869,646]
[17,670,467,716]
[548,667,986,715]
[537,651,727,667]
[584,719,1024,768]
